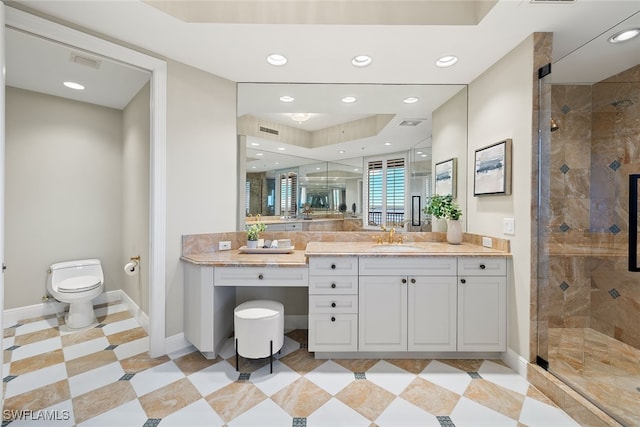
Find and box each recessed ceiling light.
[277,147,285,151]
[342,96,357,104]
[316,167,321,170]
[353,168,359,171]
[338,150,346,154]
[256,153,264,156]
[416,151,423,154]
[63,81,85,90]
[267,54,287,66]
[435,55,458,68]
[250,142,260,146]
[421,154,428,158]
[608,28,640,43]
[351,55,372,67]
[403,97,419,104]
[275,162,280,165]
[251,166,256,169]
[280,95,294,102]
[384,142,392,146]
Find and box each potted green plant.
[246,221,266,248]
[423,194,463,244]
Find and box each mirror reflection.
[238,83,467,232]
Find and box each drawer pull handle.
[258,274,264,280]
[331,302,336,308]
[411,278,416,284]
[402,278,407,284]
[331,264,336,270]
[331,283,337,289]
[480,264,486,270]
[331,316,336,322]
[460,278,466,284]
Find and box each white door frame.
[5,8,167,357]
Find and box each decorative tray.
[238,246,295,254]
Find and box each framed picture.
[473,139,512,196]
[434,158,456,197]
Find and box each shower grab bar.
[629,174,640,272]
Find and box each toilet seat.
[57,275,102,293]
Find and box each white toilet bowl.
[47,259,104,329]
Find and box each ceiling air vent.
[398,120,423,127]
[259,126,279,136]
[70,53,102,69]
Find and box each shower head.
[550,118,560,132]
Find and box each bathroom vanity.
[181,239,509,359]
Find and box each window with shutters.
[278,170,298,217]
[365,154,407,228]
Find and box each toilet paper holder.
[124,256,141,276]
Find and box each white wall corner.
[503,347,529,378]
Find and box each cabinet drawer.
[309,256,358,276]
[359,256,457,276]
[308,275,358,294]
[309,295,358,314]
[457,257,506,276]
[214,267,308,287]
[308,314,358,352]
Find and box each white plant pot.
[432,218,447,232]
[246,239,258,249]
[446,219,463,245]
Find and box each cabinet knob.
[331,316,336,322]
[258,273,264,280]
[411,278,416,284]
[460,278,466,284]
[331,283,337,289]
[331,264,336,270]
[480,264,486,270]
[402,278,407,284]
[331,302,336,308]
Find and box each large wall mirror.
[237,83,468,232]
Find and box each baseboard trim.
[502,347,529,378]
[3,290,149,332]
[285,315,308,330]
[165,333,194,355]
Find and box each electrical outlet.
[482,237,493,248]
[218,241,231,251]
[503,218,515,235]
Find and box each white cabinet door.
[309,314,358,352]
[408,276,457,351]
[359,276,407,351]
[457,275,507,351]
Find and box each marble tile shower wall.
[546,64,640,349]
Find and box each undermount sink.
[370,244,424,252]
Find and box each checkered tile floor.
[2,301,580,426]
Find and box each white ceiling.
[6,0,640,167]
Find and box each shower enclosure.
[536,57,640,425]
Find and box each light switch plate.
[219,241,231,250]
[503,218,515,235]
[482,237,493,248]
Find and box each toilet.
[47,259,104,329]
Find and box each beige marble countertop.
[305,241,510,257]
[181,241,509,267]
[181,249,308,267]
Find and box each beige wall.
[432,86,469,223]
[467,35,534,358]
[165,59,237,337]
[5,87,124,309]
[122,82,151,314]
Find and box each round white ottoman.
[234,299,284,373]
